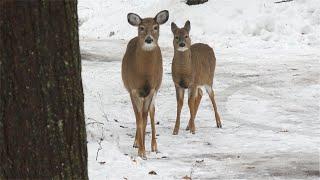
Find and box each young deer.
[171,21,222,135]
[121,10,169,158]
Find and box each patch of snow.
[78,0,320,179]
[81,40,319,179]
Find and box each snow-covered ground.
[78,0,320,179]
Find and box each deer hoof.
[173,129,179,135]
[133,143,138,148]
[138,153,147,160]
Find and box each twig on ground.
[274,0,293,3]
[86,117,104,126]
[189,162,196,179]
[97,92,109,121]
[95,138,103,161]
[86,121,104,126]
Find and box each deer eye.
[175,36,179,40]
[185,35,188,38]
[153,26,158,30]
[139,26,145,31]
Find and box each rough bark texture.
[0,0,88,179]
[186,0,208,5]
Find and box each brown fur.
[121,11,168,158]
[171,21,222,135]
[172,43,215,87]
[122,37,163,96]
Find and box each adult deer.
[171,20,222,135]
[121,10,169,158]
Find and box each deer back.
[190,43,216,86]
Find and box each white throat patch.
[177,47,188,52]
[142,43,156,51]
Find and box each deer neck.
[135,43,159,62]
[133,43,160,75]
[173,48,192,66]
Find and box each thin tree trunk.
[0,0,88,179]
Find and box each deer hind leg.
[205,85,222,128]
[186,87,203,130]
[187,87,198,134]
[173,86,184,135]
[149,93,157,152]
[130,90,146,159]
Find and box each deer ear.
[155,10,169,25]
[171,22,178,33]
[127,13,141,26]
[184,20,191,33]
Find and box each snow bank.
[78,0,320,50]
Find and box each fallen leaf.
[279,129,289,132]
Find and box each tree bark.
[0,0,88,179]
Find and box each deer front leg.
[131,90,146,159]
[137,112,146,159]
[149,102,157,152]
[148,92,158,152]
[173,85,184,135]
[186,88,202,131]
[141,89,156,155]
[133,128,138,148]
[188,87,197,134]
[130,94,139,148]
[142,109,148,149]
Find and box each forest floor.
[81,39,320,180]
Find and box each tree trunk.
[0,0,88,179]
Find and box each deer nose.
[179,42,185,47]
[145,37,153,44]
